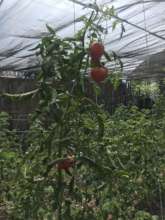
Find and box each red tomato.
[57,158,75,171]
[90,42,104,62]
[90,67,108,82]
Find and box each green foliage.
[134,211,158,220]
[131,81,160,98]
[1,99,165,219]
[99,105,165,219]
[0,112,21,214]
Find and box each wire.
[73,1,76,35]
[142,0,150,69]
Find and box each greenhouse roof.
[0,0,165,79]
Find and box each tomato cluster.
[89,42,108,83]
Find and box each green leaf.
[0,150,17,159]
[46,24,55,34]
[104,51,112,62]
[151,216,159,220]
[96,114,105,140]
[91,32,97,38]
[92,83,101,96]
[112,20,120,31]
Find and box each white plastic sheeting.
[0,0,165,79]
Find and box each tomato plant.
[5,4,120,220]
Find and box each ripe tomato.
[90,67,108,83]
[90,42,104,62]
[57,157,75,171]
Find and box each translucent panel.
[0,0,165,79]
